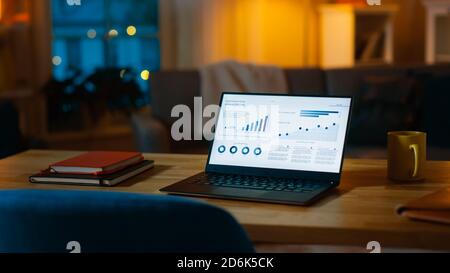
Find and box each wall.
[160,0,430,69]
[160,0,330,69]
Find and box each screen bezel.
[205,92,354,184]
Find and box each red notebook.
[49,151,144,175]
[397,188,450,226]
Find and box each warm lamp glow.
[187,0,318,67]
[12,13,29,23]
[0,0,30,23]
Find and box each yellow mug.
[388,131,427,181]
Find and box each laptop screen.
[208,94,352,174]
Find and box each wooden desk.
[1,150,450,251]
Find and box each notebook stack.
[397,188,450,226]
[30,151,154,187]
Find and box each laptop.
[160,93,353,205]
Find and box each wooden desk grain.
[1,150,450,250]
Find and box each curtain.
[160,0,328,69]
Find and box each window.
[51,0,159,102]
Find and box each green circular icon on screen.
[242,147,250,155]
[254,148,262,156]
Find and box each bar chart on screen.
[241,115,270,133]
[221,110,272,139]
[300,110,340,118]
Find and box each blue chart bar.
[301,110,339,118]
[242,116,269,132]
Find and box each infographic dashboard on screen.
[208,94,352,174]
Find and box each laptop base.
[160,172,336,206]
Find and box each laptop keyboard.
[190,174,325,193]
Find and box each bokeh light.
[52,56,62,66]
[126,26,137,36]
[140,70,150,81]
[87,29,97,39]
[108,29,119,38]
[120,69,127,79]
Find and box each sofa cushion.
[151,71,201,126]
[422,75,450,148]
[285,68,326,95]
[147,65,450,155]
[325,65,408,97]
[347,75,421,146]
[150,71,213,153]
[407,63,450,77]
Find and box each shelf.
[435,54,450,62]
[355,59,389,66]
[319,4,397,68]
[354,5,399,15]
[0,88,34,100]
[319,4,398,15]
[422,0,450,64]
[0,23,31,36]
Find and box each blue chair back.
[0,190,254,253]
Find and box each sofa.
[132,64,450,160]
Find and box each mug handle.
[409,144,419,178]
